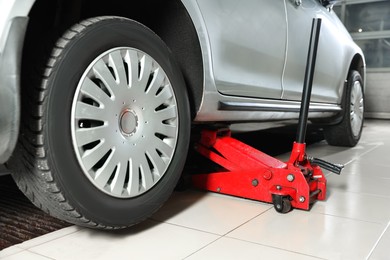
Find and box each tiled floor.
[1,120,389,260]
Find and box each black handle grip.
[307,156,344,175]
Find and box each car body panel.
[283,0,351,103]
[0,0,366,162]
[182,0,363,122]
[196,0,286,99]
[0,0,34,163]
[0,0,34,51]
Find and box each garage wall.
[365,72,390,118]
[334,0,390,119]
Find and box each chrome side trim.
[219,100,342,113]
[193,93,339,122]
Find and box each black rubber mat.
[0,175,71,250]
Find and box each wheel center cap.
[120,110,138,135]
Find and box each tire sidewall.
[44,18,190,226]
[345,70,364,144]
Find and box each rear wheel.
[9,16,190,229]
[324,70,364,147]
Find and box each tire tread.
[9,17,139,230]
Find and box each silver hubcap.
[350,80,364,137]
[71,47,179,198]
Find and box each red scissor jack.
[192,19,343,213]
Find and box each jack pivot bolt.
[287,174,295,182]
[252,179,259,187]
[299,196,306,203]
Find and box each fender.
[0,0,35,163]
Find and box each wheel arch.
[333,53,366,123]
[23,0,203,119]
[348,53,366,91]
[311,52,366,127]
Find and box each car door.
[195,0,287,99]
[282,0,347,104]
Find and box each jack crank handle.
[307,156,344,175]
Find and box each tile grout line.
[225,207,329,260]
[0,226,83,258]
[182,206,274,259]
[148,218,223,237]
[366,220,390,260]
[343,143,383,166]
[181,236,224,259]
[323,144,382,178]
[17,226,85,250]
[219,236,327,260]
[25,249,56,260]
[222,206,274,238]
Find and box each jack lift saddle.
[192,18,344,213]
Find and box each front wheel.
[10,17,191,229]
[324,70,364,147]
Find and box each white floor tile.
[312,189,390,224]
[27,220,219,260]
[360,145,390,168]
[321,143,380,165]
[327,171,390,198]
[342,159,390,179]
[186,237,321,260]
[1,250,52,260]
[369,223,390,260]
[303,141,350,159]
[18,225,83,249]
[227,210,384,260]
[0,246,24,258]
[152,190,271,235]
[360,120,390,143]
[3,120,390,259]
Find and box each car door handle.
[295,0,302,6]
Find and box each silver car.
[0,0,365,229]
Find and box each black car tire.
[9,16,190,229]
[324,70,364,147]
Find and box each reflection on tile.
[1,250,52,260]
[28,220,219,260]
[152,190,271,235]
[360,145,390,167]
[187,237,319,260]
[312,189,390,224]
[327,172,390,198]
[342,160,390,179]
[369,224,390,260]
[227,210,383,259]
[360,120,390,143]
[320,143,380,165]
[303,141,349,159]
[275,141,344,162]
